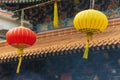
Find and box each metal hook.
[21,9,24,26]
[90,0,95,9]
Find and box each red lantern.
[6,26,36,73]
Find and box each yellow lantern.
[74,9,108,59]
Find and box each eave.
[0,18,120,62]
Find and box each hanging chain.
[21,9,24,26]
[90,0,95,9]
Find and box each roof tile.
[0,18,120,60]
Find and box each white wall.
[0,11,29,30]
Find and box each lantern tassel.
[16,57,23,74]
[53,1,59,28]
[83,33,93,59]
[83,39,89,59]
[16,48,23,74]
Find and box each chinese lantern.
[6,26,36,73]
[74,9,108,59]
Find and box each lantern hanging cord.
[90,0,95,9]
[13,0,55,12]
[21,9,24,26]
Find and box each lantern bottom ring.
[79,28,101,34]
[11,43,30,49]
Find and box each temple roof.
[0,18,120,62]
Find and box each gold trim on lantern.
[79,28,101,34]
[12,43,30,49]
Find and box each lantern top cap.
[76,9,108,19]
[19,26,24,28]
